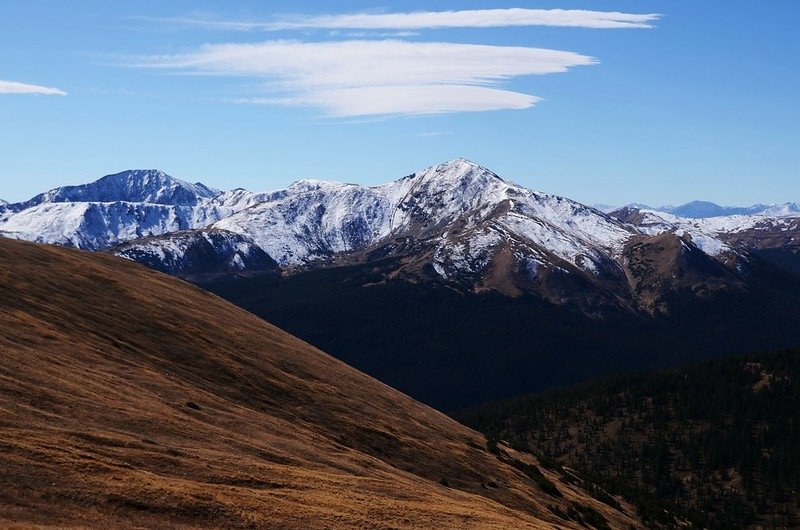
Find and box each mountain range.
[2,160,799,313]
[597,200,800,219]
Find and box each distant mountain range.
[597,200,800,218]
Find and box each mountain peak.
[442,157,481,168]
[408,159,506,189]
[288,178,342,192]
[436,157,493,174]
[98,169,220,201]
[22,169,219,207]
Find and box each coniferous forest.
[455,348,800,528]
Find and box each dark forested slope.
[456,349,800,528]
[205,254,800,411]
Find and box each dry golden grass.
[0,239,642,528]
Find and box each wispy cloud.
[133,39,594,117]
[337,31,420,38]
[418,131,451,137]
[147,8,660,31]
[233,86,539,117]
[0,80,66,95]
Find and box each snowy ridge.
[17,170,219,208]
[628,208,798,246]
[0,201,203,249]
[215,182,396,265]
[758,202,800,218]
[670,201,800,219]
[112,229,277,277]
[614,209,734,256]
[0,171,274,250]
[607,201,800,219]
[214,159,636,277]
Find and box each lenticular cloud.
[136,39,596,117]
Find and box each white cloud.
[237,86,540,117]
[0,80,66,95]
[152,8,660,31]
[418,131,452,137]
[340,31,420,38]
[135,39,594,117]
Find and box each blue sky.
[1,1,798,206]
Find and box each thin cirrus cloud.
[134,39,596,117]
[0,80,66,95]
[152,8,660,31]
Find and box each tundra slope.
[0,238,641,529]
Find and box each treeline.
[456,349,800,528]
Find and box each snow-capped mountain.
[3,159,798,312]
[0,170,271,249]
[204,159,747,311]
[758,202,800,217]
[1,201,204,249]
[13,169,219,209]
[214,159,635,268]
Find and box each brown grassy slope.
[0,238,641,529]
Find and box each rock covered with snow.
[111,229,278,279]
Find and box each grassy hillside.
[0,238,641,529]
[456,349,800,528]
